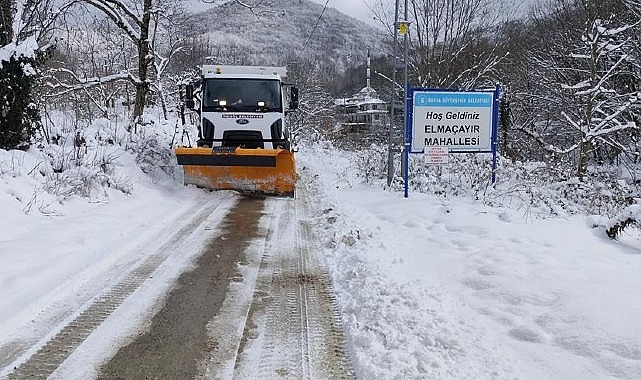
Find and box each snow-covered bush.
[14,106,183,203]
[353,144,388,184]
[342,144,641,219]
[39,140,132,199]
[131,128,177,182]
[0,150,27,177]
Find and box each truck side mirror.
[185,84,195,110]
[289,87,299,110]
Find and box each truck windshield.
[203,78,282,111]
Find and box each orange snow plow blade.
[174,146,296,196]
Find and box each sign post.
[403,86,500,197]
[491,85,501,183]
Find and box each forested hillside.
[187,0,386,72]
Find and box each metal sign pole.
[491,84,501,184]
[402,0,410,198]
[404,83,411,198]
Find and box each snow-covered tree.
[44,0,320,131]
[369,0,514,89]
[70,0,155,129]
[524,0,640,178]
[42,0,194,128]
[286,58,336,144]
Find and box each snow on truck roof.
[202,65,287,79]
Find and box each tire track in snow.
[231,188,354,379]
[3,195,235,380]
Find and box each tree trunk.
[576,8,598,180]
[576,138,592,179]
[0,0,14,46]
[131,0,153,130]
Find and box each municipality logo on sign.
[414,92,492,107]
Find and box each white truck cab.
[185,65,298,151]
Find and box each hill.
[190,0,388,72]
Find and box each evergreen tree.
[0,55,41,150]
[0,0,42,150]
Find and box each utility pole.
[386,0,409,189]
[386,0,400,186]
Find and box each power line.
[297,0,330,59]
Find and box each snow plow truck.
[174,65,299,197]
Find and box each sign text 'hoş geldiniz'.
[411,91,494,153]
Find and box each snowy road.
[221,190,353,379]
[1,188,352,379]
[2,191,236,379]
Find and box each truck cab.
[186,65,298,150]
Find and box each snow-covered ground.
[1,140,640,379]
[299,145,641,380]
